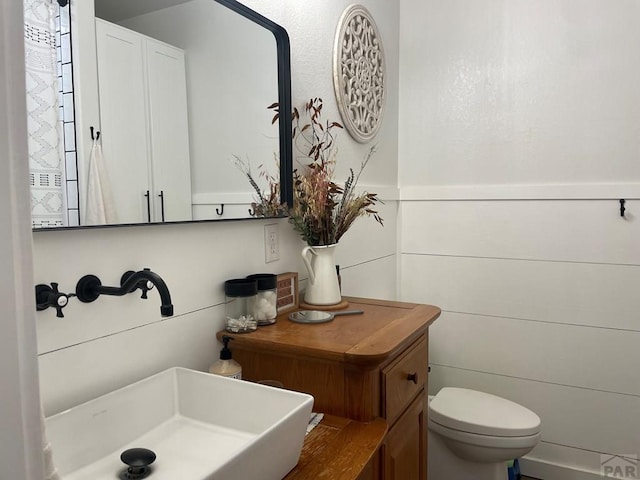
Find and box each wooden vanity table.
[217,297,440,480]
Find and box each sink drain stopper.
[120,448,156,479]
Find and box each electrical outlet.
[264,223,279,263]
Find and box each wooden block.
[277,272,299,314]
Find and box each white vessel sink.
[45,367,314,480]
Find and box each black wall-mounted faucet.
[75,268,174,317]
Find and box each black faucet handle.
[36,282,72,318]
[139,281,154,299]
[121,271,155,299]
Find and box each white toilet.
[428,387,541,480]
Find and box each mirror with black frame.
[30,0,292,230]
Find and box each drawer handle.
[407,372,418,384]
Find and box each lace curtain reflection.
[24,0,65,228]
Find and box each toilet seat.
[429,387,541,437]
[428,417,541,450]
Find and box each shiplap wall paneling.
[38,306,221,416]
[400,197,639,479]
[402,199,639,265]
[35,219,294,354]
[430,311,640,397]
[401,255,640,331]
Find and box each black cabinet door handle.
[158,190,165,222]
[144,190,151,223]
[407,372,418,384]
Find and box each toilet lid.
[429,387,541,437]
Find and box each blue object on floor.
[507,458,521,480]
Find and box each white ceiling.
[95,0,195,23]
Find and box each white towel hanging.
[85,137,117,225]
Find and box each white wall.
[34,0,399,416]
[243,0,400,190]
[399,1,640,478]
[119,0,280,208]
[399,0,640,188]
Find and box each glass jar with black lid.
[224,278,258,333]
[246,273,278,326]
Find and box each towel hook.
[248,207,256,216]
[620,199,626,217]
[90,126,100,141]
[216,204,224,216]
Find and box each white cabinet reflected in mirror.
[30,0,292,230]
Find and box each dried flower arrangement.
[233,153,287,218]
[237,98,383,245]
[233,101,287,218]
[288,98,383,246]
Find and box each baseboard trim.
[520,456,604,480]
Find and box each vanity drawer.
[382,336,428,423]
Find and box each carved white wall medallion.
[333,4,386,144]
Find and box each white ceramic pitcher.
[301,244,341,305]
